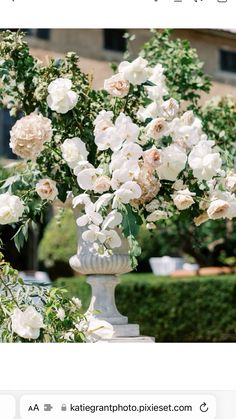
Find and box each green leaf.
[121,205,141,238]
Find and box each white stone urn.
[69,209,154,342]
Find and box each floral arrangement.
[0,253,113,342]
[0,31,236,269]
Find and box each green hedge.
[55,274,236,342]
[39,209,77,279]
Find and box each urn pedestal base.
[86,275,155,343]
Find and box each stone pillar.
[86,275,154,342]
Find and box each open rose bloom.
[0,31,236,269]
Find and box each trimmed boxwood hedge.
[55,274,236,342]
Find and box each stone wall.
[26,29,236,85]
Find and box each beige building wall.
[27,29,236,84]
[28,29,124,62]
[175,30,236,84]
[27,29,236,99]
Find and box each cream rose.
[225,173,236,192]
[11,306,44,340]
[134,166,161,205]
[47,78,78,114]
[10,113,52,160]
[36,178,58,201]
[93,176,111,194]
[145,199,160,213]
[143,146,161,169]
[173,188,195,211]
[104,74,130,98]
[146,210,168,222]
[146,118,169,141]
[193,213,209,226]
[207,199,230,220]
[0,193,24,225]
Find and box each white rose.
[111,162,140,190]
[156,145,187,181]
[11,306,44,340]
[93,176,111,194]
[146,85,167,101]
[170,113,203,150]
[115,113,139,143]
[104,74,130,98]
[225,173,236,192]
[73,161,94,176]
[146,64,168,100]
[149,63,166,84]
[137,102,160,122]
[173,188,195,210]
[36,178,58,201]
[118,57,149,85]
[0,193,24,225]
[181,110,196,126]
[118,143,143,162]
[161,98,179,120]
[188,140,222,181]
[146,118,169,141]
[95,126,123,151]
[94,111,114,135]
[47,78,78,114]
[61,137,89,169]
[94,110,114,126]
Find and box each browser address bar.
[19,395,216,418]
